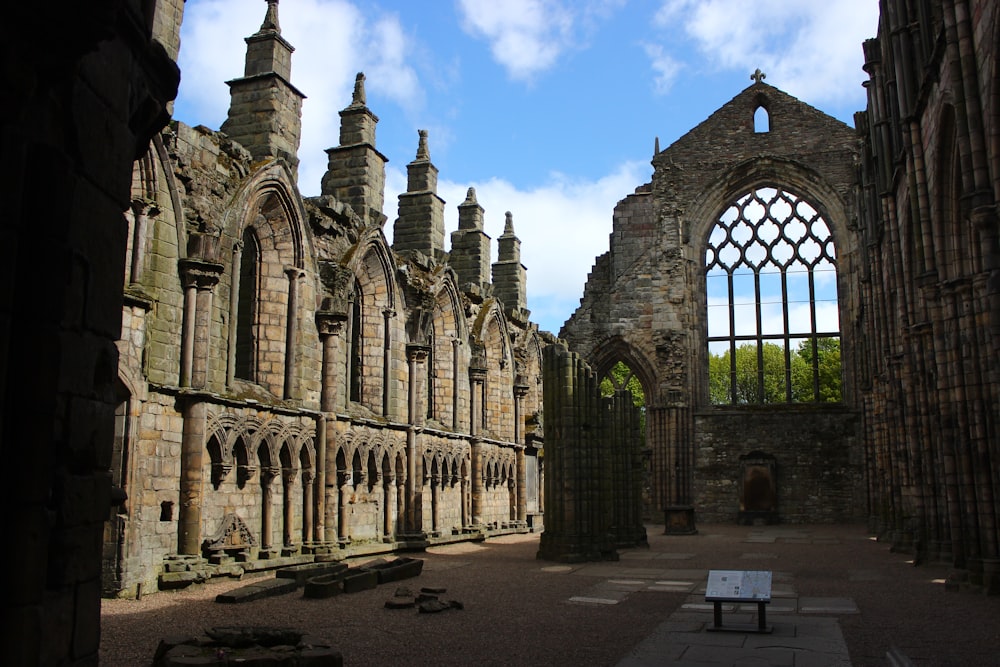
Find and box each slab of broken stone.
[215,577,298,603]
[385,586,463,613]
[152,627,341,666]
[366,556,424,584]
[276,560,347,586]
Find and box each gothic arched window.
[235,227,260,381]
[706,187,841,404]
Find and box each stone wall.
[693,408,864,523]
[104,1,548,599]
[561,79,863,525]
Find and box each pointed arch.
[344,232,402,415]
[472,301,515,440]
[428,268,467,427]
[587,336,657,407]
[221,162,313,395]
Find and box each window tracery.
[706,187,842,404]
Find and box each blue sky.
[173,0,879,335]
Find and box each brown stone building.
[3,0,998,664]
[562,0,999,585]
[106,2,548,598]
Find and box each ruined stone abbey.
[5,0,999,663]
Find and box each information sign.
[705,570,772,602]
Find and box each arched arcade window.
[706,187,841,404]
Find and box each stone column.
[469,362,486,527]
[405,345,429,534]
[260,467,278,555]
[179,280,197,387]
[301,470,314,545]
[514,380,529,523]
[461,469,470,528]
[129,201,156,285]
[470,439,484,527]
[177,399,208,555]
[283,267,304,399]
[384,472,396,540]
[382,309,395,416]
[452,339,461,429]
[316,312,345,544]
[282,468,296,548]
[430,468,440,534]
[395,475,406,535]
[338,470,352,543]
[179,254,223,389]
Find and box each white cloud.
[456,0,576,81]
[643,43,683,95]
[651,0,878,105]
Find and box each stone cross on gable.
[752,68,766,84]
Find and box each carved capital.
[315,310,347,336]
[406,343,431,363]
[178,257,224,290]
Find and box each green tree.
[600,361,645,408]
[710,342,812,404]
[795,338,842,402]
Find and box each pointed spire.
[394,127,444,257]
[464,187,478,205]
[221,0,303,176]
[351,72,366,106]
[503,211,515,235]
[416,129,430,161]
[654,136,660,155]
[494,210,527,313]
[260,0,280,33]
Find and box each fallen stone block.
[342,569,379,593]
[370,557,424,584]
[303,572,346,599]
[153,627,342,667]
[215,577,298,603]
[277,561,348,586]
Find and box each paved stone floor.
[101,524,1000,666]
[560,529,855,666]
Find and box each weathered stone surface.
[277,561,348,586]
[215,577,298,603]
[152,627,342,667]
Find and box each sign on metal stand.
[704,570,773,633]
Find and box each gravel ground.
[101,524,1000,666]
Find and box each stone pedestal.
[664,505,698,535]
